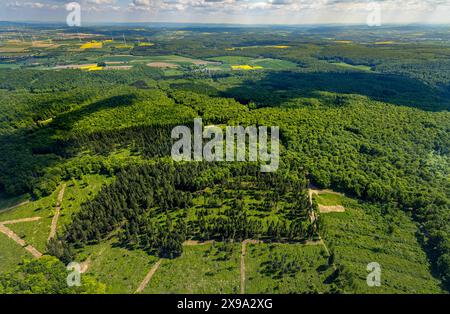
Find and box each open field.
[322,196,443,293]
[80,238,159,294]
[245,243,333,293]
[0,175,112,270]
[143,243,241,294]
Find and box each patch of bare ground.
[183,240,214,246]
[80,257,91,274]
[147,62,178,68]
[319,205,345,213]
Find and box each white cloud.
[6,1,60,9]
[86,0,115,4]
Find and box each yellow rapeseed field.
[79,65,103,71]
[138,42,154,46]
[231,65,263,70]
[80,41,103,49]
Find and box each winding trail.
[135,259,162,294]
[48,184,66,241]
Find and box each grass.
[58,174,113,234]
[209,56,255,64]
[323,196,444,293]
[8,219,51,253]
[245,243,333,293]
[143,243,241,294]
[0,175,112,273]
[314,193,345,206]
[80,238,159,294]
[0,189,57,222]
[0,192,29,212]
[329,62,372,72]
[0,232,29,274]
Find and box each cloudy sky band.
[1,0,450,24]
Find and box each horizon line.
[1,20,450,28]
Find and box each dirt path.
[48,184,66,241]
[0,224,43,258]
[135,259,162,294]
[80,257,91,273]
[240,239,260,294]
[25,245,43,258]
[0,224,27,246]
[240,241,246,294]
[0,201,30,214]
[0,217,42,225]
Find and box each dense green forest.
[0,24,448,293]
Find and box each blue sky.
[1,0,450,25]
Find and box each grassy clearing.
[80,238,158,294]
[245,243,333,293]
[143,243,241,294]
[8,219,51,253]
[329,62,372,72]
[0,232,29,274]
[0,175,111,272]
[323,197,443,293]
[314,193,345,206]
[59,174,113,234]
[0,188,57,222]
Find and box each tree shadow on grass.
[0,94,137,196]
